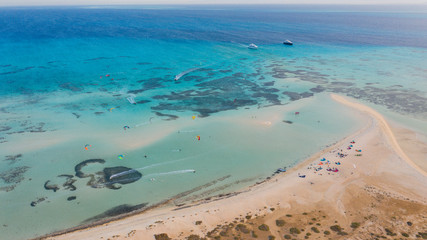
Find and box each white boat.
[283,40,293,45]
[248,43,258,49]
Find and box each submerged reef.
[1,120,48,137]
[59,174,77,191]
[131,77,165,93]
[44,180,60,192]
[84,202,149,222]
[30,197,47,207]
[43,175,77,193]
[329,85,427,116]
[4,154,23,165]
[0,126,12,132]
[0,166,30,185]
[263,61,427,117]
[305,82,427,117]
[150,72,283,117]
[74,159,106,178]
[59,82,83,92]
[154,111,179,121]
[42,159,142,199]
[0,185,15,192]
[99,166,142,190]
[73,159,142,189]
[282,91,314,101]
[26,122,46,133]
[67,196,76,201]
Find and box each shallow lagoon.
[0,93,368,239]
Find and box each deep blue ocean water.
[1,5,426,98]
[0,5,426,240]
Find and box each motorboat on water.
[283,40,293,45]
[248,43,258,49]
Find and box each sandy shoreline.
[40,94,427,240]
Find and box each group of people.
[301,140,361,178]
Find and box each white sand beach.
[42,94,427,240]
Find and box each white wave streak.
[144,169,196,178]
[110,144,230,180]
[109,169,137,180]
[174,67,200,81]
[99,176,142,186]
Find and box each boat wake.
[174,67,201,81]
[144,169,196,178]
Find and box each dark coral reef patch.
[41,159,142,199]
[102,166,142,190]
[0,166,30,185]
[73,159,142,190]
[84,202,149,222]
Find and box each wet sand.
[41,94,427,240]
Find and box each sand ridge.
[330,93,427,177]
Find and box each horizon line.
[1,3,427,7]
[0,2,427,8]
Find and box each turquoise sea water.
[0,5,426,240]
